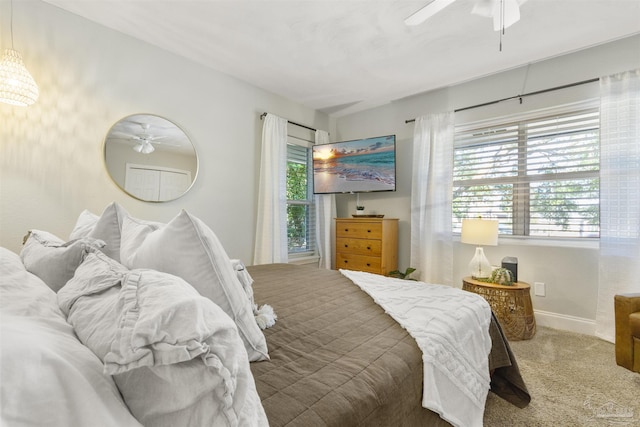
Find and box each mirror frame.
[103,114,198,202]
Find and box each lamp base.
[469,247,492,279]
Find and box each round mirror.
[103,114,198,202]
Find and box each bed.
[248,263,529,427]
[0,202,529,427]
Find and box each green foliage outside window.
[287,157,313,253]
[287,162,307,200]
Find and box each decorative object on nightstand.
[502,256,518,282]
[489,267,514,286]
[461,217,498,279]
[463,276,536,341]
[335,217,398,275]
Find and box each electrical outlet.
[534,282,546,297]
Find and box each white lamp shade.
[461,218,499,246]
[0,49,39,107]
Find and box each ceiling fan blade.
[147,135,168,141]
[404,0,456,26]
[152,141,181,147]
[498,0,522,30]
[471,0,495,18]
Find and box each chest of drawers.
[335,218,398,275]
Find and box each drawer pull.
[343,260,348,264]
[367,229,371,233]
[344,228,349,232]
[366,246,371,250]
[344,244,349,248]
[366,263,371,267]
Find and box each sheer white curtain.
[410,112,455,285]
[254,114,288,265]
[596,69,640,342]
[315,130,336,269]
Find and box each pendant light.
[0,0,39,106]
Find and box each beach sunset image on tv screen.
[313,135,396,194]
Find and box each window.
[453,106,600,238]
[286,142,317,256]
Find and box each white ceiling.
[44,0,640,117]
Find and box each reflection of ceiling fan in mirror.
[114,122,181,155]
[130,123,167,154]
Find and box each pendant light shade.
[0,48,39,107]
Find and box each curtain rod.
[404,77,600,124]
[260,112,318,132]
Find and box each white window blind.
[453,107,600,238]
[287,142,317,256]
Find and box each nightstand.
[462,277,536,341]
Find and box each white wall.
[0,0,329,263]
[2,1,638,333]
[333,35,640,332]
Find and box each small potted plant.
[388,267,417,280]
[355,205,365,215]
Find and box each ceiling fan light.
[133,142,155,154]
[0,49,39,107]
[141,142,155,154]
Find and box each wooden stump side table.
[462,277,537,341]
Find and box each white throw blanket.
[340,270,492,427]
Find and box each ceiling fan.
[405,0,527,32]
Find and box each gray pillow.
[120,210,269,362]
[69,202,128,262]
[20,230,105,292]
[57,251,268,427]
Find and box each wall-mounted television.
[313,135,396,194]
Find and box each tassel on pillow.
[255,304,277,330]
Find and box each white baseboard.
[534,309,596,336]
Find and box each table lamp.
[461,218,499,279]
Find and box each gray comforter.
[248,264,529,426]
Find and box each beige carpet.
[483,326,640,426]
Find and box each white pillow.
[69,202,128,262]
[0,248,141,427]
[120,210,269,362]
[20,230,106,292]
[68,209,100,239]
[58,251,268,427]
